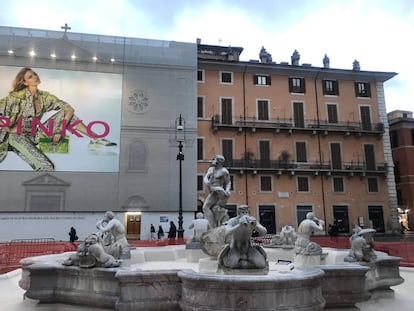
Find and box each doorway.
[368,205,385,232]
[126,213,141,239]
[332,205,350,234]
[259,205,276,234]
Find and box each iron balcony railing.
[212,115,384,136]
[223,159,387,176]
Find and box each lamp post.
[175,114,185,238]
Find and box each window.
[221,98,233,125]
[197,70,204,82]
[333,177,344,192]
[327,104,338,124]
[289,77,306,93]
[364,144,376,171]
[220,71,233,84]
[355,82,371,97]
[360,106,372,130]
[259,140,271,167]
[390,131,399,148]
[197,96,204,118]
[330,142,342,169]
[197,175,204,191]
[367,177,379,193]
[197,138,204,161]
[411,129,414,145]
[297,176,309,192]
[254,75,271,86]
[394,161,401,183]
[323,80,339,95]
[295,141,307,162]
[260,175,272,192]
[293,102,305,128]
[229,175,234,191]
[221,139,234,165]
[257,100,270,120]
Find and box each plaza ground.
[1,266,414,310]
[1,234,414,310]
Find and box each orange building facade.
[389,110,414,230]
[196,44,399,235]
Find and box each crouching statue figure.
[62,233,121,268]
[218,205,268,270]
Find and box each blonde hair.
[11,67,35,92]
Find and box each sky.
[1,0,412,113]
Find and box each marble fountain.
[17,209,404,311]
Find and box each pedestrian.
[168,221,177,239]
[150,224,156,240]
[157,225,164,239]
[68,226,78,243]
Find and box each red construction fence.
[1,236,414,274]
[0,238,77,274]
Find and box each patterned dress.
[0,89,78,170]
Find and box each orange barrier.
[1,236,414,274]
[0,238,77,274]
[311,236,414,267]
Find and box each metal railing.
[224,159,387,174]
[212,115,384,136]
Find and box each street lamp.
[175,114,185,238]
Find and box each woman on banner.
[0,67,116,171]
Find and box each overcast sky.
[1,0,412,113]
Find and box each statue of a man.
[294,212,325,255]
[96,211,130,259]
[188,212,209,242]
[62,233,121,268]
[202,155,231,228]
[218,205,268,269]
[345,227,377,262]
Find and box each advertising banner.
[0,66,122,172]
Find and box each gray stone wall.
[0,29,197,216]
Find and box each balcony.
[211,115,384,137]
[224,159,388,177]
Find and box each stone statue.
[188,212,209,243]
[259,46,272,64]
[345,226,377,262]
[291,49,300,66]
[202,155,231,228]
[280,225,297,246]
[62,233,121,268]
[218,205,268,270]
[96,211,130,259]
[294,212,325,255]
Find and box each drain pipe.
[314,70,328,234]
[242,64,248,205]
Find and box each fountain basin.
[179,268,325,311]
[20,246,326,310]
[18,245,404,310]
